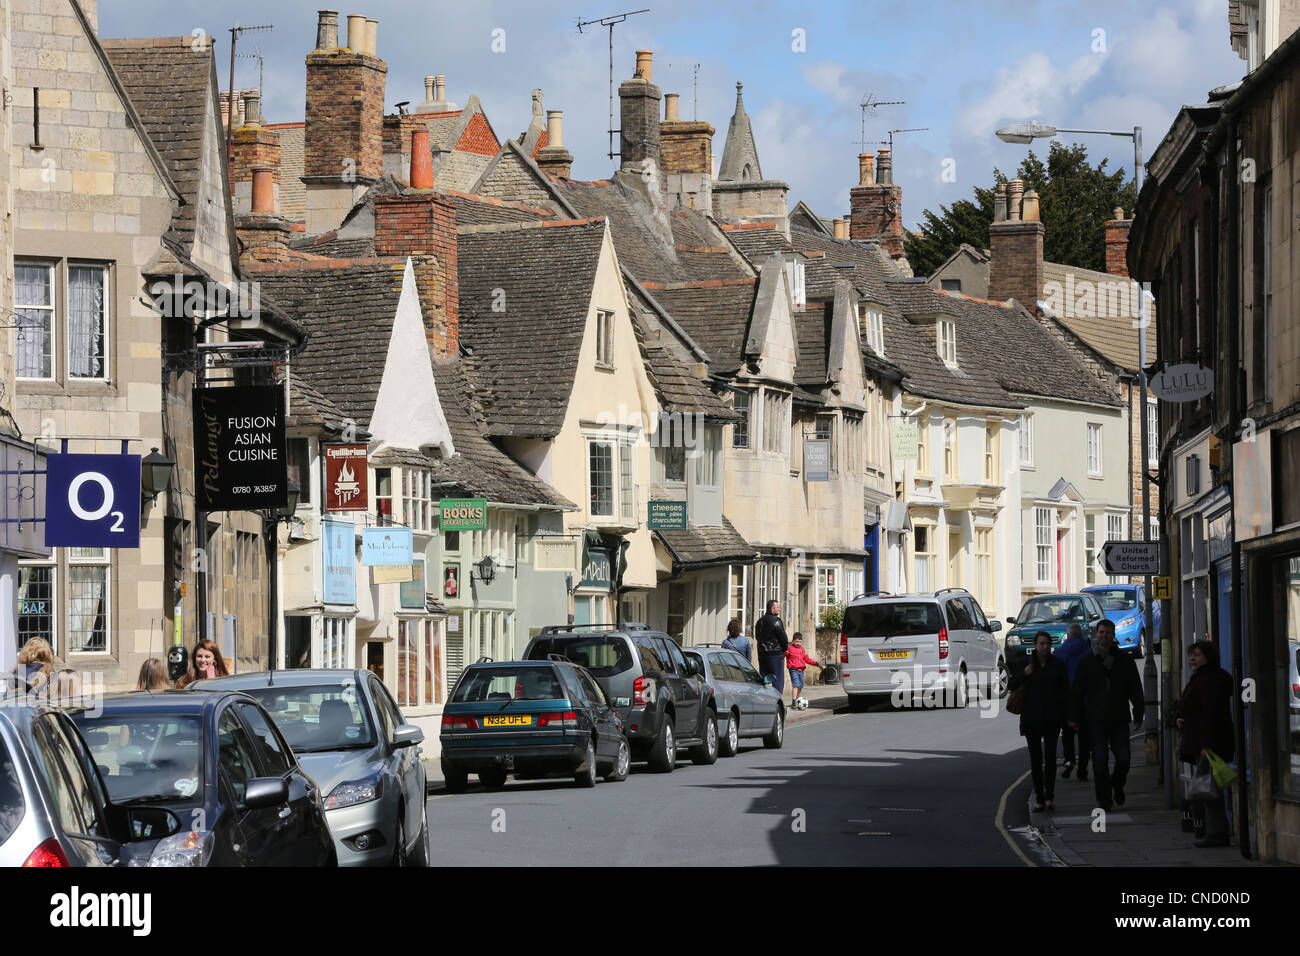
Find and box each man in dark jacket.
[1069,619,1143,811]
[754,601,789,694]
[1054,623,1092,780]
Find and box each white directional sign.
[1099,540,1160,575]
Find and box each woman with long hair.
[176,640,229,688]
[135,657,171,691]
[1008,630,1070,812]
[14,637,57,691]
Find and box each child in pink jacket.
[784,633,820,704]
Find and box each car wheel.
[604,737,630,782]
[443,766,468,794]
[648,716,676,773]
[719,710,740,757]
[574,738,598,788]
[950,668,969,709]
[995,659,1009,699]
[692,713,719,765]
[479,768,508,790]
[410,816,430,867]
[763,706,785,748]
[392,811,408,867]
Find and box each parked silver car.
[195,670,428,866]
[0,702,121,867]
[682,646,785,755]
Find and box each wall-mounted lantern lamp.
[141,447,175,503]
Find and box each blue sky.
[100,0,1245,230]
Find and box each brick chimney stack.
[619,49,662,174]
[229,89,283,214]
[535,110,574,179]
[659,86,715,213]
[304,9,388,234]
[374,192,460,356]
[987,178,1045,307]
[1105,206,1132,277]
[236,165,294,264]
[849,148,905,257]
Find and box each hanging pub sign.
[1149,364,1214,403]
[44,453,141,548]
[891,421,919,461]
[361,526,413,566]
[193,384,288,512]
[321,519,357,606]
[401,559,427,609]
[324,444,368,512]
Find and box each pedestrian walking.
[721,618,753,663]
[784,632,820,705]
[176,639,229,689]
[1054,623,1093,780]
[754,600,789,695]
[1176,640,1235,847]
[1068,619,1143,811]
[1010,631,1070,811]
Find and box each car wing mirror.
[393,724,424,748]
[243,776,289,810]
[988,621,1002,632]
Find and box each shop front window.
[1282,556,1300,796]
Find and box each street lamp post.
[996,122,1161,782]
[265,481,301,676]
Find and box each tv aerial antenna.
[664,62,701,120]
[576,8,651,160]
[885,127,928,152]
[235,49,264,98]
[856,92,904,151]
[225,21,274,158]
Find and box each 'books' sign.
[193,385,288,512]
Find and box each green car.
[1003,593,1106,671]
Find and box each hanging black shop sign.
[193,384,288,512]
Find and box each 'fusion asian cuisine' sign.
[193,384,288,512]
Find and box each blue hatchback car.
[1082,584,1160,657]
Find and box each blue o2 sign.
[45,453,141,549]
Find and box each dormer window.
[938,320,957,366]
[784,259,806,308]
[859,303,884,356]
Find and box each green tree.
[905,142,1137,278]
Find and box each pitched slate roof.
[655,516,757,569]
[647,282,759,374]
[265,123,306,222]
[794,306,831,388]
[288,374,357,435]
[250,261,407,426]
[457,220,608,438]
[100,37,219,260]
[446,192,554,225]
[1041,261,1157,370]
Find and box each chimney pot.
[858,152,874,186]
[1007,178,1024,221]
[410,127,434,188]
[424,75,436,103]
[993,182,1007,222]
[242,89,261,127]
[435,74,446,102]
[364,18,378,56]
[833,218,848,239]
[1021,188,1040,222]
[251,166,275,214]
[664,93,680,122]
[635,49,653,83]
[876,146,892,186]
[546,110,563,149]
[346,14,366,51]
[1112,206,1125,221]
[316,10,339,50]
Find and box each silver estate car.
[681,646,785,755]
[195,670,428,867]
[0,702,121,867]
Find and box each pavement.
[1018,732,1259,867]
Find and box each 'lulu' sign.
[324,444,368,512]
[1150,364,1213,403]
[193,384,288,512]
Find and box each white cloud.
[956,51,1104,141]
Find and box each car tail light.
[441,715,479,730]
[1293,684,1300,695]
[633,676,654,706]
[23,838,68,867]
[537,711,578,728]
[938,626,949,660]
[840,633,848,664]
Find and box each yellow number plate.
[482,715,533,727]
[876,650,911,660]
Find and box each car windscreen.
[0,739,24,846]
[843,602,944,638]
[1088,588,1138,611]
[242,685,377,753]
[452,667,566,703]
[527,636,633,677]
[71,714,202,805]
[1018,597,1087,624]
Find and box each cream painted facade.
[1016,398,1129,603]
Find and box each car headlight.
[148,829,214,867]
[1118,617,1137,628]
[325,773,384,810]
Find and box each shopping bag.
[1005,684,1027,715]
[1202,748,1238,791]
[1183,754,1219,802]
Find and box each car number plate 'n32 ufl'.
[483,715,533,727]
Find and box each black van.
[524,625,719,771]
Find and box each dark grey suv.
[524,625,718,772]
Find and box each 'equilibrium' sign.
[193,384,288,512]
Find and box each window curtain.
[68,266,106,378]
[68,566,107,652]
[15,264,52,378]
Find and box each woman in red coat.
[1176,640,1235,847]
